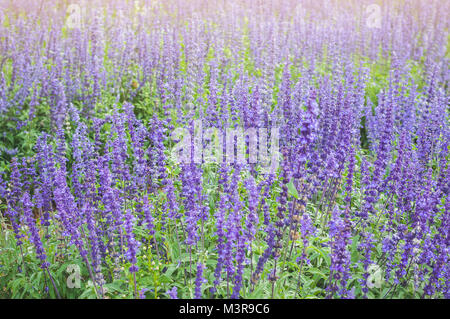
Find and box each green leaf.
[287,179,299,199]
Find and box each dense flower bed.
[0,0,448,299]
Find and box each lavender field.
[0,0,449,299]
